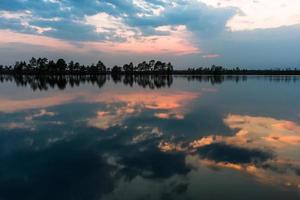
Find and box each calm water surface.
[0,75,300,200]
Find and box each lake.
[0,75,300,200]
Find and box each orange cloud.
[0,94,76,113]
[86,91,198,110]
[224,114,300,149]
[160,114,300,190]
[87,90,198,129]
[154,112,184,120]
[186,155,300,190]
[0,88,199,130]
[87,107,138,130]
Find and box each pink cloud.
[0,28,199,55]
[202,54,220,59]
[84,35,199,55]
[154,112,184,120]
[0,30,75,51]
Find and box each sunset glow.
[0,0,299,67]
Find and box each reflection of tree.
[126,75,173,89]
[0,75,299,91]
[0,74,175,91]
[184,75,300,84]
[184,75,247,84]
[112,74,174,89]
[0,75,108,91]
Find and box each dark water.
[0,75,300,200]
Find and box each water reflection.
[86,91,198,130]
[1,74,300,91]
[161,114,300,190]
[0,75,300,200]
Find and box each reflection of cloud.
[25,109,56,121]
[0,95,75,113]
[158,141,185,153]
[187,155,300,190]
[0,89,198,116]
[132,127,163,144]
[197,143,273,164]
[223,114,300,151]
[88,91,198,130]
[88,108,137,130]
[0,90,198,131]
[0,122,35,131]
[88,91,198,110]
[160,114,300,190]
[0,109,59,131]
[154,113,184,120]
[189,115,300,155]
[202,54,220,59]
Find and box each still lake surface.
[0,75,300,200]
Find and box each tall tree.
[96,60,106,72]
[56,58,67,72]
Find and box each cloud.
[160,114,300,189]
[0,0,300,67]
[25,109,56,121]
[200,0,300,31]
[198,24,300,68]
[0,109,57,131]
[0,0,235,54]
[131,126,163,143]
[0,121,35,131]
[0,30,77,50]
[202,54,220,59]
[0,93,76,113]
[154,112,184,120]
[87,108,137,130]
[125,1,236,37]
[87,90,198,129]
[197,143,273,164]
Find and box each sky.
[0,0,300,69]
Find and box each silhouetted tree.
[123,62,134,73]
[74,62,80,72]
[2,57,300,76]
[68,61,75,72]
[111,65,122,74]
[96,60,106,73]
[37,58,48,71]
[56,58,67,72]
[48,60,56,72]
[29,57,37,70]
[167,62,173,73]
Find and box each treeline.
[1,58,300,75]
[175,65,300,75]
[0,57,173,74]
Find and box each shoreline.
[1,71,300,76]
